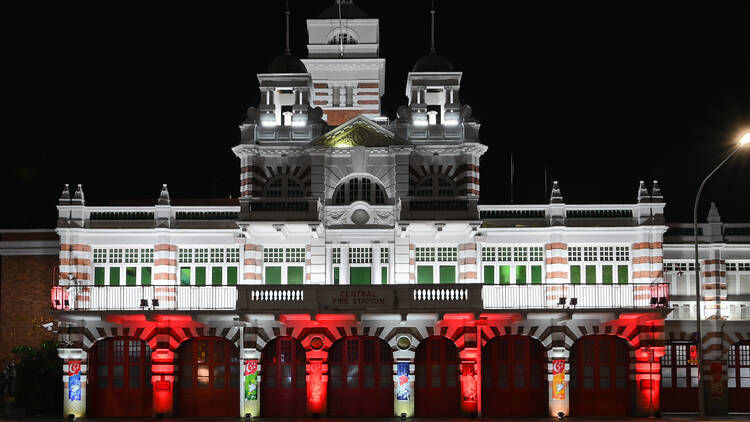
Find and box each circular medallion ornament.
[350,209,370,225]
[310,336,324,350]
[397,336,411,350]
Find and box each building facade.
[41,3,750,419]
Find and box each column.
[154,238,177,308]
[241,348,261,418]
[341,244,349,285]
[393,238,411,284]
[545,242,569,308]
[393,346,415,417]
[325,243,333,285]
[372,243,381,284]
[59,348,87,418]
[151,348,175,417]
[243,244,262,284]
[547,347,569,417]
[633,346,664,417]
[306,348,328,417]
[458,242,478,283]
[702,258,727,319]
[459,328,479,417]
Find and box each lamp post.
[693,131,750,417]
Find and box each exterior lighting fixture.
[692,128,750,417]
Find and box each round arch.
[263,174,305,198]
[326,27,359,45]
[728,340,750,412]
[413,174,457,197]
[328,336,393,417]
[482,335,547,416]
[570,335,631,416]
[176,337,239,417]
[332,175,388,205]
[261,336,307,417]
[414,335,460,417]
[88,336,153,417]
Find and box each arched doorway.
[729,341,750,412]
[328,336,393,416]
[570,335,630,416]
[176,337,239,416]
[261,336,307,417]
[660,341,698,413]
[88,337,152,417]
[415,336,460,416]
[482,335,547,416]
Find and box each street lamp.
[693,130,750,417]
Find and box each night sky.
[2,1,749,229]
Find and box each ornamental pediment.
[309,115,410,148]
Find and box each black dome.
[412,53,454,72]
[266,54,308,74]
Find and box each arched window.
[328,32,357,45]
[414,174,456,197]
[332,177,387,205]
[263,175,305,198]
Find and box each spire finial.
[158,184,171,206]
[430,0,436,53]
[59,184,71,204]
[284,0,291,55]
[637,180,650,203]
[72,184,85,206]
[550,180,563,204]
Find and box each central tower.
[302,0,386,126]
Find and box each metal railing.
[51,286,237,311]
[482,283,669,309]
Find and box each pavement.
[2,416,750,422]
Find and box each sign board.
[552,360,566,400]
[319,288,393,310]
[244,360,257,401]
[397,362,410,401]
[68,361,81,402]
[689,345,699,366]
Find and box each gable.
[309,115,410,148]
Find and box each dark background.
[2,1,749,228]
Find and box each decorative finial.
[72,184,85,205]
[284,0,291,55]
[637,180,650,203]
[158,184,171,205]
[550,180,563,203]
[59,184,70,204]
[430,0,436,53]
[651,180,663,201]
[707,202,721,223]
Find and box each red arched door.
[482,336,547,416]
[176,337,239,416]
[415,336,460,416]
[88,337,152,417]
[570,335,630,416]
[261,337,307,416]
[729,341,750,412]
[328,336,393,417]
[660,342,698,413]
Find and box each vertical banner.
[244,360,258,401]
[68,361,81,402]
[397,362,410,401]
[552,360,566,400]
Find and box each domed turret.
[266,54,308,74]
[412,52,454,73]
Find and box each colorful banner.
[68,361,81,402]
[244,360,258,401]
[397,362,409,401]
[552,360,565,400]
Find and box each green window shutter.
[141,267,151,286]
[195,267,206,286]
[483,265,495,285]
[212,267,223,286]
[109,267,120,286]
[333,267,339,285]
[531,265,542,284]
[439,266,456,284]
[126,267,137,286]
[417,266,434,284]
[618,265,629,284]
[499,265,511,284]
[585,265,597,284]
[94,267,105,286]
[227,267,238,285]
[265,266,281,285]
[381,267,388,285]
[288,266,304,285]
[516,266,527,285]
[570,265,581,284]
[350,267,371,285]
[602,265,613,284]
[180,267,191,285]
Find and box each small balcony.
[482,283,670,310]
[51,286,237,312]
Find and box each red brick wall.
[325,109,380,126]
[0,255,57,365]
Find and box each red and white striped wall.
[544,242,568,283]
[632,241,664,283]
[243,244,262,284]
[702,259,727,319]
[459,242,478,283]
[153,243,177,305]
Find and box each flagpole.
[510,153,514,204]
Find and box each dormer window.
[328,32,357,45]
[281,105,293,126]
[333,177,387,205]
[426,105,441,125]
